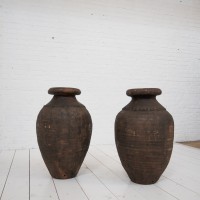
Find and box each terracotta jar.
[115,88,174,184]
[36,87,92,179]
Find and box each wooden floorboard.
[76,164,118,200]
[1,150,29,200]
[0,144,200,200]
[0,150,15,199]
[53,173,89,200]
[30,149,59,200]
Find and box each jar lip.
[126,88,162,97]
[48,87,81,96]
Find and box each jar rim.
[126,88,162,97]
[48,87,81,96]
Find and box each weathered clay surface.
[115,88,174,184]
[36,87,92,179]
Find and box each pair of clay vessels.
[36,87,174,185]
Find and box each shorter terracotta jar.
[36,87,92,179]
[115,88,174,184]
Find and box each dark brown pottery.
[36,87,92,179]
[115,88,174,184]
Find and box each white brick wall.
[0,0,200,150]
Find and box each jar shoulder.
[116,109,174,124]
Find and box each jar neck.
[46,95,84,107]
[132,95,156,100]
[123,95,165,111]
[131,95,158,106]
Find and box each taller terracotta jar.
[36,87,92,179]
[115,88,174,184]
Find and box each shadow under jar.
[115,88,174,184]
[36,87,92,179]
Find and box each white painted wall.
[0,0,200,150]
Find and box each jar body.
[115,91,174,184]
[36,93,92,179]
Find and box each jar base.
[50,172,78,179]
[130,176,160,185]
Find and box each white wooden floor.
[0,143,200,200]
